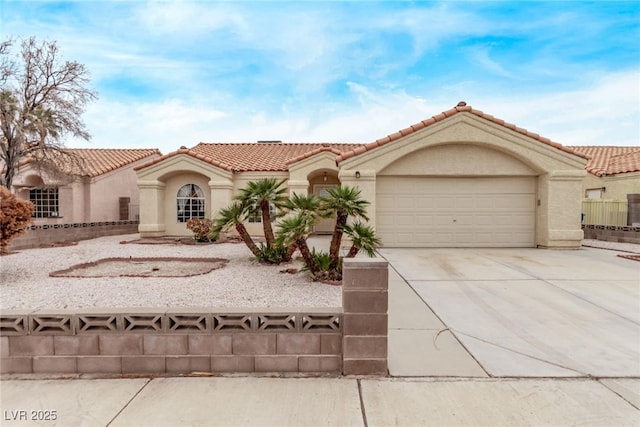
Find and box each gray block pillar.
[342,258,388,375]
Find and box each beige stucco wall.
[136,154,236,237]
[338,112,587,248]
[86,156,159,222]
[379,144,538,176]
[582,172,640,200]
[13,154,159,224]
[136,152,344,238]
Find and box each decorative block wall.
[0,259,389,376]
[582,224,640,245]
[9,221,139,250]
[0,309,343,375]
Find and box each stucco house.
[570,146,640,200]
[570,146,640,227]
[135,102,593,249]
[12,148,161,224]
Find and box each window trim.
[176,184,205,223]
[29,187,60,218]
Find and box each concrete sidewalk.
[1,376,638,426]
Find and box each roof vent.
[457,101,467,107]
[257,140,282,144]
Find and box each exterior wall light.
[355,171,361,179]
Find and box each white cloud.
[67,69,638,154]
[68,99,228,152]
[135,1,248,38]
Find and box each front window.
[247,203,277,223]
[585,188,603,199]
[177,184,205,223]
[29,188,59,218]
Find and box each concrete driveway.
[381,247,640,378]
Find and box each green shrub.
[300,248,342,281]
[0,186,35,254]
[254,243,289,265]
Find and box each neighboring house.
[569,146,640,200]
[569,146,640,227]
[12,148,161,224]
[136,102,589,248]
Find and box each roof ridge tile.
[335,102,587,163]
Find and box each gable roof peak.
[336,102,583,163]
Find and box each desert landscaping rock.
[0,234,342,310]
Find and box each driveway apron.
[381,247,640,378]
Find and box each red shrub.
[186,218,214,242]
[0,186,35,254]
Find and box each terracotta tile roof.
[134,147,237,172]
[19,148,161,177]
[569,146,640,176]
[136,143,363,172]
[336,101,587,163]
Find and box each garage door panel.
[416,215,436,226]
[395,214,415,226]
[376,214,397,226]
[395,196,415,209]
[377,195,395,207]
[455,198,475,209]
[415,197,437,208]
[376,177,535,247]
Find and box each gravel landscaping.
[0,234,342,310]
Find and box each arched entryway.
[308,169,339,234]
[163,172,211,236]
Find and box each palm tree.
[281,193,323,259]
[212,201,260,257]
[321,186,370,270]
[283,192,323,221]
[342,221,381,258]
[276,214,319,275]
[237,178,288,248]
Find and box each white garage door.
[376,177,536,247]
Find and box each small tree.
[276,214,319,275]
[236,178,288,249]
[342,221,381,258]
[211,201,260,257]
[281,193,324,259]
[321,186,370,270]
[276,188,381,282]
[0,37,97,188]
[0,185,34,254]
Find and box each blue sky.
[2,1,639,153]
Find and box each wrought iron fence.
[581,199,628,226]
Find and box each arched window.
[176,184,205,223]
